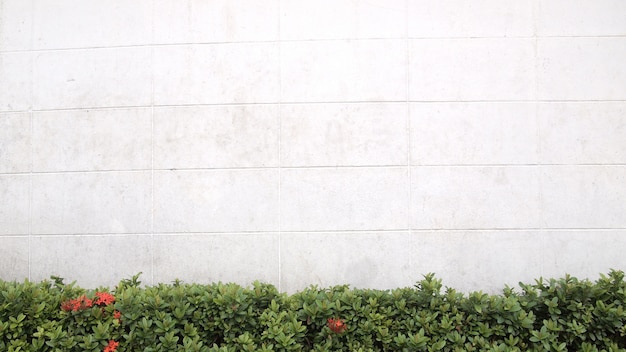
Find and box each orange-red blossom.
[327,317,347,334]
[61,291,116,312]
[94,291,115,306]
[60,295,93,312]
[103,340,119,352]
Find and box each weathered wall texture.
[1,0,625,293]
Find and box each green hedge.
[2,271,626,351]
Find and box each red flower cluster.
[95,292,115,306]
[61,291,116,312]
[327,317,347,334]
[104,340,119,352]
[60,295,93,312]
[60,292,120,352]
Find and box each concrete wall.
[1,0,625,293]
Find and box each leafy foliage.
[1,271,626,351]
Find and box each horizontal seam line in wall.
[0,38,404,54]
[0,166,409,175]
[24,231,278,237]
[12,228,626,237]
[4,100,626,114]
[410,164,626,167]
[13,231,407,237]
[409,35,626,40]
[1,41,281,54]
[4,102,407,114]
[410,100,626,103]
[238,227,626,234]
[157,230,412,235]
[153,101,411,107]
[2,34,625,53]
[9,102,410,112]
[411,228,626,232]
[21,233,153,237]
[3,164,626,176]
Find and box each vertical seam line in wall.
[405,0,413,272]
[28,112,33,281]
[150,0,156,286]
[277,0,283,293]
[28,0,35,281]
[532,0,545,278]
[28,114,33,281]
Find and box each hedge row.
[2,271,626,351]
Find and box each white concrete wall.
[1,0,625,293]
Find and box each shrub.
[1,271,626,351]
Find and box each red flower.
[113,310,121,320]
[60,300,74,312]
[103,340,119,352]
[95,292,115,306]
[61,295,93,312]
[327,317,347,334]
[82,296,93,308]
